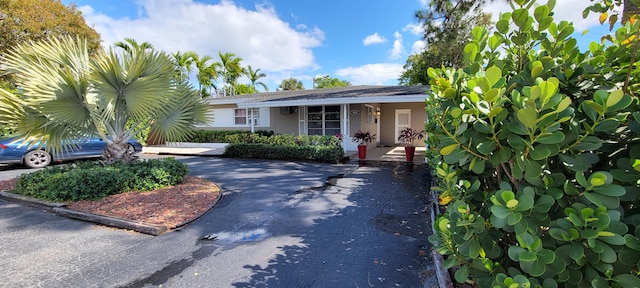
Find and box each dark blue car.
[0,136,143,168]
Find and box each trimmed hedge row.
[224,143,345,163]
[187,130,273,143]
[12,158,189,202]
[224,133,341,147]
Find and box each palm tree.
[245,65,268,92]
[279,78,305,90]
[113,37,154,54]
[192,54,221,98]
[0,36,210,163]
[218,52,243,96]
[171,50,197,82]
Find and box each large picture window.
[307,105,340,136]
[234,108,260,126]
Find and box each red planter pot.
[404,146,416,162]
[358,145,367,160]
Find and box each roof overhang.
[235,94,427,108]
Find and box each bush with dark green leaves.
[12,158,189,202]
[223,133,344,162]
[186,130,274,143]
[426,0,640,287]
[224,143,344,163]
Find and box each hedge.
[186,130,273,143]
[224,143,344,163]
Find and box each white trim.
[235,95,426,108]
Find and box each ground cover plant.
[426,0,640,287]
[12,158,188,202]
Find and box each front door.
[395,109,411,145]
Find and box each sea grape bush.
[426,0,640,287]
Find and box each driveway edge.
[0,191,167,235]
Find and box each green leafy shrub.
[13,158,189,202]
[224,143,344,163]
[426,1,640,287]
[186,130,273,143]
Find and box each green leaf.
[538,249,556,264]
[486,66,502,87]
[537,131,565,144]
[496,19,510,34]
[517,107,538,131]
[476,141,496,156]
[583,192,620,209]
[463,43,479,62]
[594,119,620,132]
[612,274,640,287]
[440,144,459,156]
[519,251,537,262]
[588,171,613,187]
[569,243,584,260]
[606,90,624,108]
[454,265,470,283]
[491,205,511,218]
[508,212,523,225]
[592,184,626,197]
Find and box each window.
[307,105,341,136]
[365,105,374,124]
[234,108,260,126]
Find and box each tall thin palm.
[193,54,221,97]
[218,52,243,96]
[171,50,197,82]
[113,37,154,54]
[246,65,268,92]
[0,36,210,163]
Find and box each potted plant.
[352,130,376,160]
[397,127,425,162]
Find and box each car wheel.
[126,144,136,155]
[24,150,52,168]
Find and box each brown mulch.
[0,176,220,229]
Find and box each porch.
[347,145,426,163]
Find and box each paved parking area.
[0,157,438,287]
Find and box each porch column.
[249,108,255,133]
[342,104,349,152]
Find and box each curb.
[429,187,454,288]
[0,189,223,236]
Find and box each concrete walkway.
[0,157,440,287]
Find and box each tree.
[399,0,492,85]
[0,36,210,164]
[192,54,221,98]
[113,37,154,54]
[245,65,268,92]
[234,83,256,95]
[279,78,304,90]
[426,0,640,286]
[170,50,198,82]
[218,52,243,96]
[0,0,101,87]
[584,0,639,25]
[313,75,350,89]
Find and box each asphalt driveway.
[0,157,438,287]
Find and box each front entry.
[395,109,411,145]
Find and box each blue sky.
[62,0,612,92]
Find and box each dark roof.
[208,85,428,105]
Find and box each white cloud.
[388,31,405,60]
[481,0,607,32]
[336,63,404,85]
[76,0,324,73]
[362,33,387,46]
[410,40,425,54]
[403,22,423,36]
